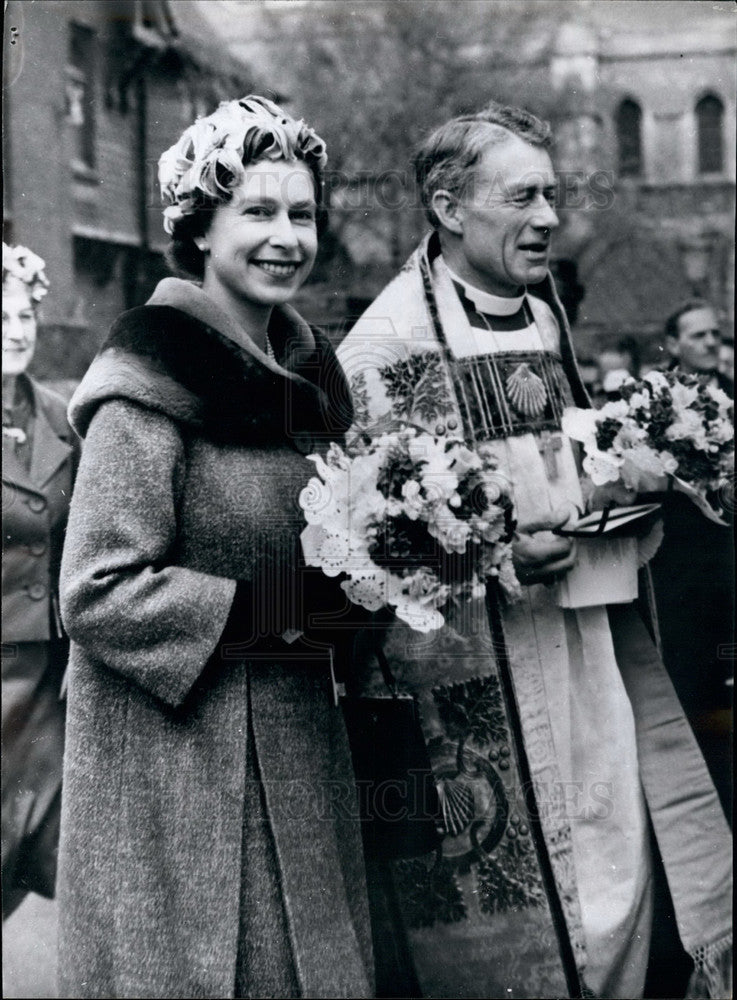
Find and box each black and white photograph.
[2,1,734,997]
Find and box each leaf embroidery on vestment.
[349,370,371,428]
[433,675,507,746]
[388,674,547,928]
[379,351,455,423]
[392,856,467,927]
[477,835,547,914]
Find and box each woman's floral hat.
[158,94,328,235]
[2,242,49,302]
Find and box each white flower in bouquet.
[621,445,677,493]
[299,428,519,633]
[560,407,598,449]
[643,370,669,391]
[669,380,700,411]
[563,370,734,523]
[426,510,473,554]
[581,449,624,487]
[400,479,425,520]
[390,568,452,633]
[627,390,651,412]
[665,409,709,450]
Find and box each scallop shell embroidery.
[437,777,475,837]
[505,363,547,418]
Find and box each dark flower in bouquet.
[299,428,519,633]
[563,370,733,522]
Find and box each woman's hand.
[512,507,578,585]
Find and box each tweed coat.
[57,279,373,999]
[2,376,75,912]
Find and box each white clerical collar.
[444,261,525,317]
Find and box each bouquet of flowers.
[562,370,734,523]
[299,428,520,633]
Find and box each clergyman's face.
[670,306,721,374]
[2,279,37,376]
[453,135,559,297]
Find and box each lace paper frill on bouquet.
[299,431,520,634]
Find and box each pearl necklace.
[264,333,276,362]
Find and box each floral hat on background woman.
[158,94,328,236]
[2,242,49,302]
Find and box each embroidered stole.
[420,254,654,999]
[344,257,598,996]
[338,236,731,999]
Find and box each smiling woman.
[200,159,318,336]
[159,94,326,355]
[2,245,74,926]
[55,97,372,999]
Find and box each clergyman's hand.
[583,480,637,511]
[512,507,578,585]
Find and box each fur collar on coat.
[69,278,353,446]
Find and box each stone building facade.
[548,6,735,362]
[197,0,735,360]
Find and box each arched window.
[696,94,724,174]
[616,99,643,178]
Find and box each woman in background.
[57,96,372,998]
[2,244,74,919]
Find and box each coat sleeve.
[60,399,237,707]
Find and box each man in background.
[664,298,732,395]
[651,298,733,817]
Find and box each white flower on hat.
[2,242,50,302]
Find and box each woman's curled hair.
[159,95,328,280]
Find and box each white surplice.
[437,256,653,998]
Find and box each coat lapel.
[28,384,72,490]
[2,435,38,493]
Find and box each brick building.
[4,1,734,371]
[3,0,252,381]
